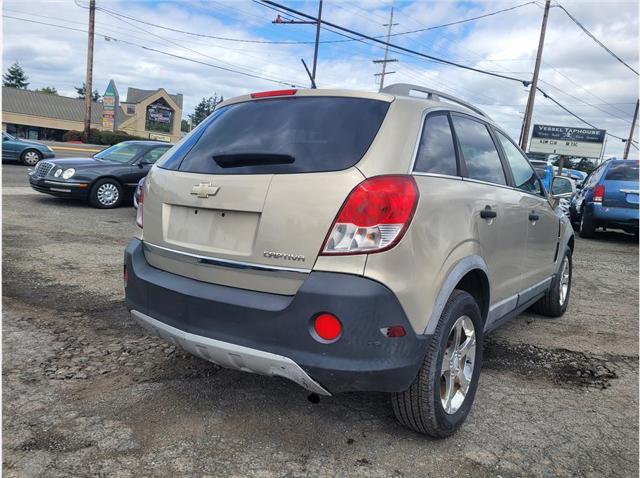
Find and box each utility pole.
[520,0,551,150]
[272,0,322,88]
[311,0,322,82]
[82,0,96,143]
[373,7,398,91]
[623,99,639,159]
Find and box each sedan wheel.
[90,179,123,209]
[21,149,42,166]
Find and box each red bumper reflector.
[313,313,342,342]
[250,89,297,99]
[123,265,128,287]
[383,325,406,338]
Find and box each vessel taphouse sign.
[529,124,606,158]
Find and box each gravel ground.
[2,162,638,477]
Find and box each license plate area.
[163,204,259,255]
[625,193,639,205]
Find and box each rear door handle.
[480,206,497,219]
[529,212,540,221]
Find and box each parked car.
[28,140,172,208]
[124,85,575,438]
[570,159,639,237]
[530,159,587,192]
[2,131,55,165]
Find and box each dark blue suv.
[570,159,639,238]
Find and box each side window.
[451,115,506,185]
[585,164,604,188]
[496,132,543,196]
[414,113,457,176]
[142,146,171,163]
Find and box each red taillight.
[136,179,145,228]
[313,313,342,342]
[320,175,419,255]
[123,265,128,288]
[250,89,297,99]
[593,184,605,203]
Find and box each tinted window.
[142,146,171,163]
[452,116,506,185]
[497,132,543,195]
[605,161,639,181]
[414,114,457,175]
[95,143,146,163]
[166,97,390,175]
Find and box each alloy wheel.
[97,183,119,206]
[559,256,570,306]
[440,315,476,414]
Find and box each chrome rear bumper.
[130,309,331,396]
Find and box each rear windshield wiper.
[212,153,295,168]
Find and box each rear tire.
[89,178,123,209]
[391,290,483,438]
[578,209,596,238]
[21,149,42,166]
[532,247,572,317]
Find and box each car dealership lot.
[2,162,638,476]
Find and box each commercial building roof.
[124,87,183,108]
[2,86,103,124]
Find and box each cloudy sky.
[3,0,638,158]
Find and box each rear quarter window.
[605,162,639,181]
[413,113,458,176]
[161,97,390,175]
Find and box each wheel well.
[90,176,124,191]
[21,148,41,157]
[455,269,489,325]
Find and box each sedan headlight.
[62,168,75,179]
[46,146,54,152]
[54,168,63,178]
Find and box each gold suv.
[124,84,576,437]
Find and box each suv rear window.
[161,97,389,175]
[605,162,639,181]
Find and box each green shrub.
[62,130,82,142]
[63,128,148,145]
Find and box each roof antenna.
[301,58,317,89]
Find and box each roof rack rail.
[381,83,490,119]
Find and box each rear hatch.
[602,161,639,209]
[142,92,391,295]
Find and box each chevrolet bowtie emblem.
[191,182,220,198]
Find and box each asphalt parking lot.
[2,160,638,477]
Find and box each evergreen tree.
[75,82,101,101]
[35,86,58,95]
[3,62,29,89]
[189,93,224,126]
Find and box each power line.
[536,86,632,142]
[553,3,638,76]
[96,8,300,86]
[2,14,303,87]
[75,0,537,46]
[260,0,528,84]
[387,1,537,38]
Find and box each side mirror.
[137,160,152,168]
[550,175,576,199]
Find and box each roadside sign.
[102,80,119,131]
[529,124,606,159]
